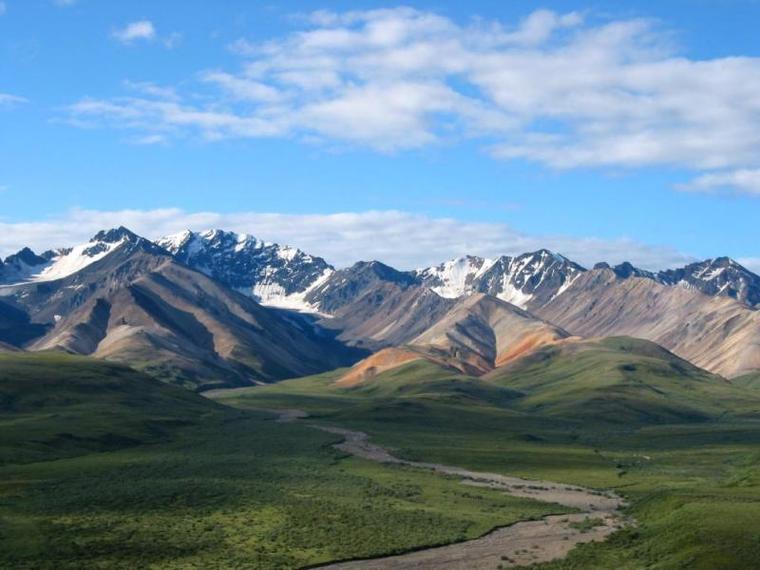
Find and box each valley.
[0,354,564,569]
[273,409,627,569]
[2,226,760,568]
[213,361,760,569]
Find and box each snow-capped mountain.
[156,229,334,311]
[0,247,52,282]
[416,250,586,310]
[415,256,495,299]
[657,257,760,308]
[0,226,358,389]
[0,226,152,286]
[591,258,760,308]
[0,224,759,381]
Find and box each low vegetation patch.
[0,354,560,569]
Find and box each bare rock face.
[411,293,570,373]
[156,229,333,311]
[4,228,363,390]
[338,293,571,384]
[656,257,760,308]
[534,268,760,378]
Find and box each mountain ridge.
[0,228,364,389]
[156,228,334,311]
[2,225,759,382]
[4,227,758,312]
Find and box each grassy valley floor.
[0,354,563,569]
[213,361,760,569]
[5,347,760,569]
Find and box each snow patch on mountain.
[157,229,334,312]
[656,257,760,307]
[554,271,581,299]
[252,268,333,312]
[0,237,127,286]
[494,280,534,309]
[416,255,495,298]
[418,249,586,310]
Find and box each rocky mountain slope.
[418,253,760,311]
[657,257,760,308]
[0,227,361,389]
[416,250,585,311]
[303,261,455,350]
[338,293,570,385]
[534,267,760,378]
[156,229,333,311]
[412,294,571,372]
[1,225,759,384]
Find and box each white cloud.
[677,169,760,195]
[0,208,697,271]
[739,258,760,275]
[112,20,156,44]
[0,93,27,107]
[64,8,760,194]
[111,21,181,48]
[66,97,286,139]
[502,9,584,45]
[0,2,6,16]
[200,71,281,103]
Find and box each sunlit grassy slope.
[0,352,223,465]
[0,353,561,569]
[488,337,760,422]
[215,337,760,569]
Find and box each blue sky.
[1,0,759,271]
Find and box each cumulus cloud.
[111,21,181,48]
[677,169,760,195]
[0,208,696,271]
[112,20,156,44]
[65,7,760,193]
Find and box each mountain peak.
[90,226,139,244]
[708,256,741,269]
[528,248,562,260]
[414,255,494,299]
[348,260,418,286]
[157,229,195,253]
[611,262,655,280]
[0,228,156,287]
[200,228,229,240]
[4,247,48,268]
[156,228,333,310]
[657,257,760,307]
[416,249,585,309]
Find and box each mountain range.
[1,226,758,388]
